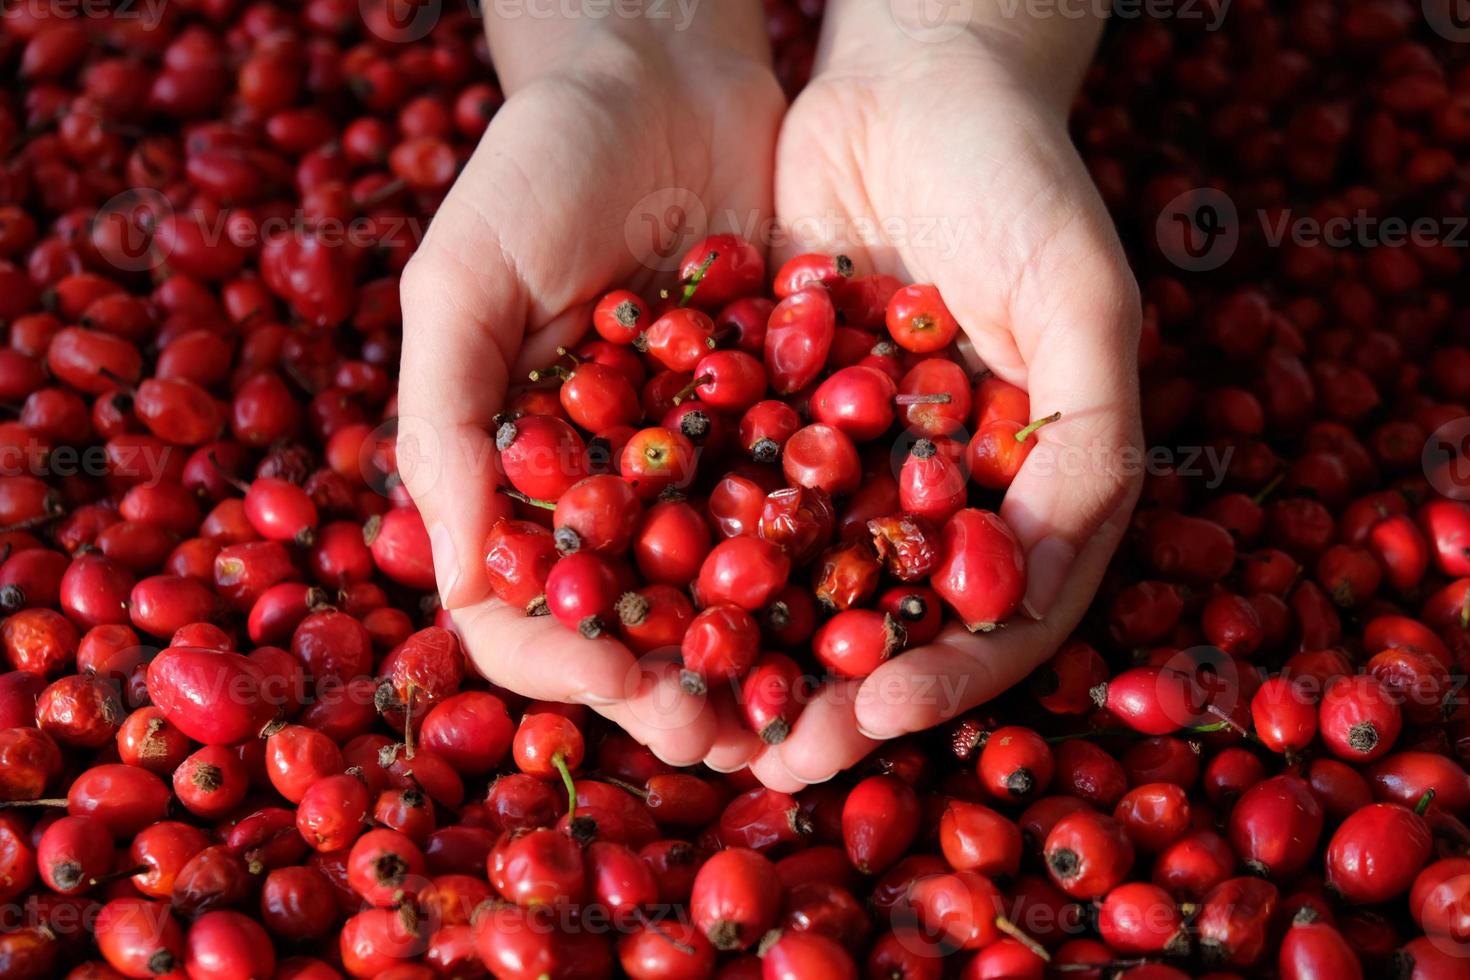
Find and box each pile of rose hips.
[0,0,1468,979]
[486,235,1036,745]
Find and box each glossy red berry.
[765,288,835,395]
[544,551,621,638]
[690,848,781,951]
[1319,674,1402,763]
[695,536,790,612]
[593,290,651,345]
[1044,810,1135,899]
[813,609,904,679]
[1326,800,1433,905]
[739,652,808,745]
[782,423,861,496]
[680,604,759,694]
[886,284,960,353]
[1227,775,1324,880]
[841,775,920,875]
[931,509,1026,632]
[552,475,642,556]
[977,726,1054,802]
[497,414,588,501]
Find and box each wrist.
[484,0,773,93]
[817,0,1103,115]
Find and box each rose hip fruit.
[1044,810,1136,900]
[931,509,1026,631]
[886,284,960,353]
[690,847,781,951]
[842,775,920,875]
[680,604,759,694]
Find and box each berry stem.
[206,451,251,495]
[678,251,718,307]
[403,681,417,760]
[1015,411,1063,442]
[90,863,149,886]
[495,486,556,511]
[0,798,66,808]
[993,916,1050,962]
[893,392,952,406]
[1250,471,1285,505]
[589,774,648,801]
[638,910,697,954]
[672,374,714,406]
[552,751,577,817]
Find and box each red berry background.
[0,1,1468,979]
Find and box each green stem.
[495,486,556,511]
[552,752,577,817]
[1015,412,1062,443]
[1415,788,1436,816]
[1251,471,1285,505]
[678,251,718,307]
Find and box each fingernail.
[705,761,746,774]
[570,690,618,707]
[1022,535,1076,621]
[429,522,460,609]
[650,746,699,768]
[857,724,896,741]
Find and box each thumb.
[397,197,525,610]
[997,246,1143,620]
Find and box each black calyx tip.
[553,526,582,555]
[897,594,927,621]
[680,410,711,441]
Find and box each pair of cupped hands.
[397,12,1143,790]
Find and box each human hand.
[744,9,1144,790]
[397,11,783,768]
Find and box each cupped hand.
[747,37,1144,790]
[398,30,783,769]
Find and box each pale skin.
[398,0,1143,788]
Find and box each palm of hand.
[741,59,1144,789]
[399,54,784,770]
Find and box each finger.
[589,658,719,768]
[854,501,1132,740]
[998,245,1142,620]
[451,599,638,705]
[398,155,529,611]
[769,678,881,785]
[702,688,765,774]
[746,747,806,794]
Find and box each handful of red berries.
[483,233,1048,742]
[5,1,1470,978]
